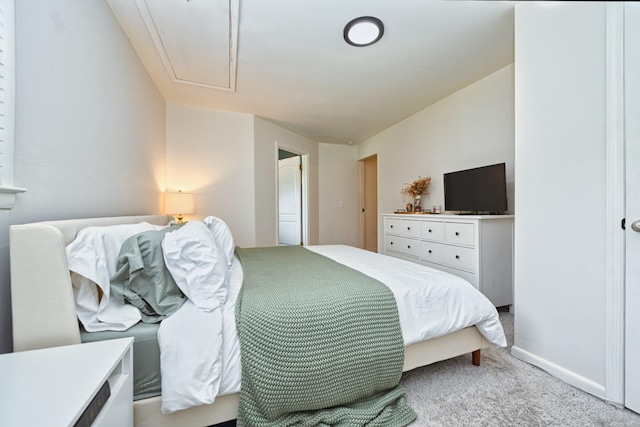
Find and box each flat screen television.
[443,163,508,214]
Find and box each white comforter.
[157,244,506,414]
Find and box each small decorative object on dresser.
[401,176,431,212]
[414,197,423,212]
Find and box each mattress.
[80,322,161,401]
[78,244,505,409]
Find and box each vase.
[414,195,422,212]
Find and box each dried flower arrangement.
[401,176,431,199]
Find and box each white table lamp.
[164,191,194,223]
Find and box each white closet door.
[625,2,640,414]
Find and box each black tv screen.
[444,163,508,214]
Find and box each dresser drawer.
[420,221,444,242]
[441,245,476,271]
[420,241,445,264]
[385,235,420,257]
[445,222,475,246]
[385,218,420,238]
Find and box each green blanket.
[235,246,416,427]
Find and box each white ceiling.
[107,0,515,144]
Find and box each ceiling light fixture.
[343,16,384,47]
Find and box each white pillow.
[162,221,229,311]
[203,216,235,269]
[66,222,167,331]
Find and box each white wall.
[165,104,256,247]
[0,0,167,353]
[358,65,515,251]
[513,2,607,395]
[254,117,319,247]
[164,110,320,248]
[318,143,359,246]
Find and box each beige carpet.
[401,312,640,426]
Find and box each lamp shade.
[164,191,195,215]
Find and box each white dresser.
[0,337,133,427]
[383,213,514,307]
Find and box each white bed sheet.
[158,244,506,413]
[308,245,506,347]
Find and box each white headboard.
[10,214,173,352]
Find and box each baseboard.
[510,346,606,399]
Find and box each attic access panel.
[136,0,238,92]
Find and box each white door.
[625,2,640,413]
[278,156,302,246]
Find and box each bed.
[10,214,505,427]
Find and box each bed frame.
[10,214,487,427]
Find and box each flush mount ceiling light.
[343,16,384,47]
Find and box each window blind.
[0,0,24,209]
[0,0,14,188]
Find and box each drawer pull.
[455,232,460,236]
[428,250,432,254]
[407,245,411,249]
[390,225,394,228]
[455,255,460,259]
[407,227,411,230]
[390,242,394,245]
[428,229,432,233]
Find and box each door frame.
[604,1,625,406]
[359,154,378,252]
[622,2,640,412]
[358,160,365,249]
[275,143,309,246]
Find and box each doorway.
[277,149,306,246]
[361,155,378,252]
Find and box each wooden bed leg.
[472,349,481,366]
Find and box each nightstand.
[0,337,133,426]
